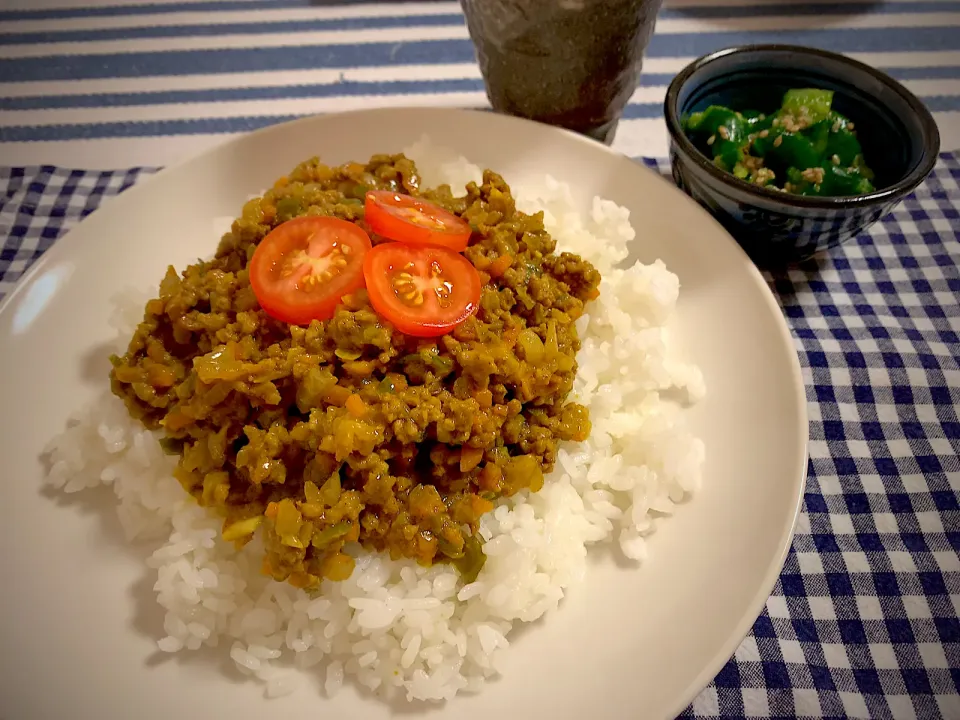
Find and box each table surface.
[1,2,959,719]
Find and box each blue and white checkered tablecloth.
[2,155,958,720]
[1,0,960,717]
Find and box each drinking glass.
[460,0,665,144]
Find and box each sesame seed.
[847,122,855,131]
[754,168,775,185]
[831,154,841,166]
[707,135,715,146]
[759,129,770,138]
[801,167,825,184]
[718,126,730,140]
[773,135,783,147]
[779,114,801,133]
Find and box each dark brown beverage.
[460,0,664,144]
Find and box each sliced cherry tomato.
[249,216,371,325]
[365,190,472,252]
[363,243,481,338]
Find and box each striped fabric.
[1,0,959,168]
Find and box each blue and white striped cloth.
[0,0,959,167]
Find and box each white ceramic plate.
[0,108,807,720]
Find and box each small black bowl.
[664,45,940,266]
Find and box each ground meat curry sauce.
[110,154,601,590]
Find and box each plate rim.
[0,106,809,718]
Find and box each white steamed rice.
[43,139,706,703]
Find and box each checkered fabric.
[0,166,156,299]
[2,157,958,720]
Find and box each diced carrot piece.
[471,494,495,517]
[324,385,352,406]
[345,393,367,418]
[478,463,503,493]
[459,447,484,472]
[488,254,513,278]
